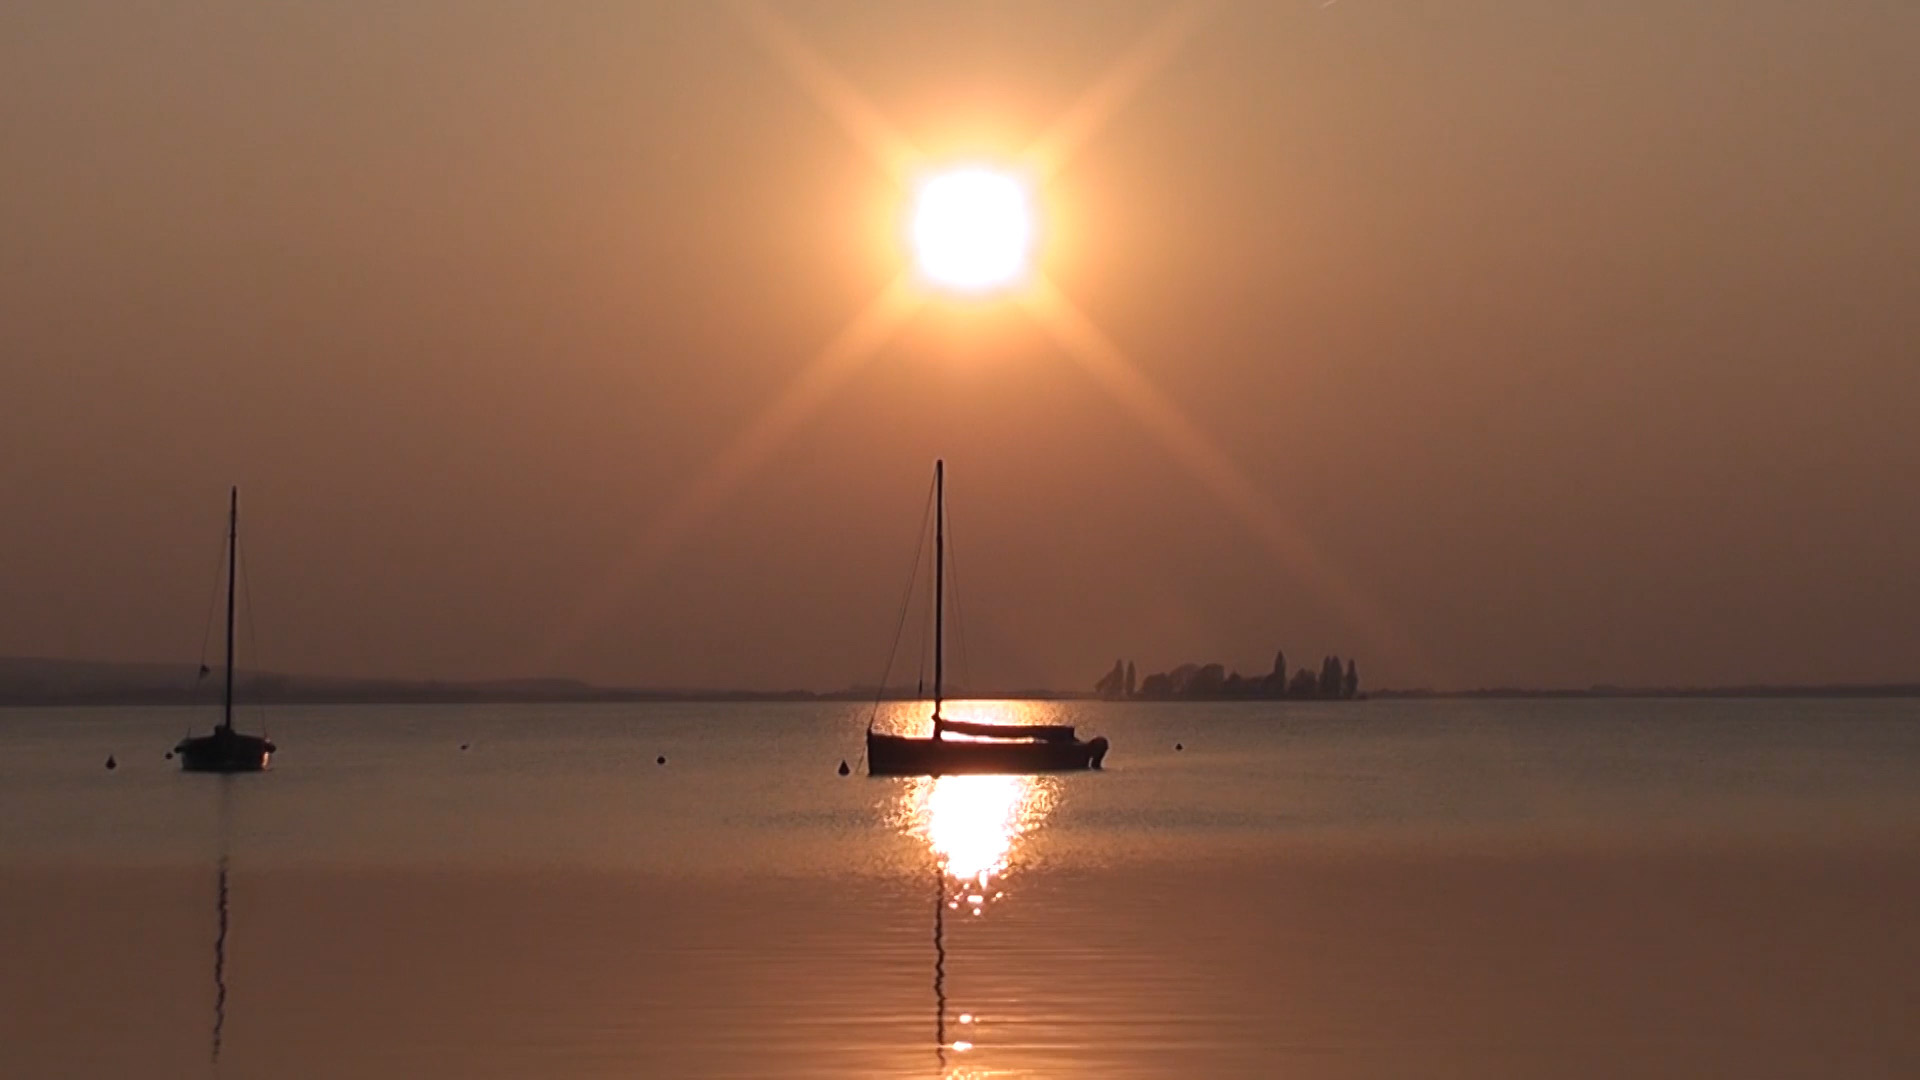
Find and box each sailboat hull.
[866,731,1108,777]
[175,730,274,773]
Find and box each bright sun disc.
[910,167,1034,294]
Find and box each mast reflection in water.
[894,773,1057,1067]
[213,854,229,1065]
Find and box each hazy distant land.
[1094,650,1362,701]
[1,656,1916,708]
[0,656,1076,707]
[1093,650,1920,703]
[1376,684,1920,700]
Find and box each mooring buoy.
[837,760,851,776]
[657,755,667,765]
[105,755,117,770]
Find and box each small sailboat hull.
[175,729,274,773]
[866,731,1108,777]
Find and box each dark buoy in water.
[460,743,470,751]
[105,755,117,770]
[165,751,174,760]
[1174,742,1184,751]
[837,760,850,776]
[657,755,667,765]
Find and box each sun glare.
[898,771,1056,913]
[909,167,1035,294]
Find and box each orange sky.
[2,1,1916,691]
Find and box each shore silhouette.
[1096,649,1361,701]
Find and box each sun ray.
[729,0,925,182]
[1021,0,1223,182]
[685,4,1423,681]
[1018,274,1431,679]
[537,276,925,671]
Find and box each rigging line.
[915,517,929,700]
[191,522,228,734]
[921,466,940,705]
[195,524,227,674]
[943,507,978,701]
[237,536,269,737]
[867,473,938,731]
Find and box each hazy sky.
[2,1,1915,691]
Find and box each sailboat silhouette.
[866,461,1108,775]
[175,488,274,772]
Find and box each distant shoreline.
[3,685,1919,709]
[3,654,1917,708]
[1372,684,1920,701]
[0,658,1083,708]
[0,690,1097,708]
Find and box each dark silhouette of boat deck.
[867,726,1108,776]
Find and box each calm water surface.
[4,699,1919,1078]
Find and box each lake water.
[4,698,1919,1078]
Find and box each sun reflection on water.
[881,706,1068,1068]
[898,772,1056,916]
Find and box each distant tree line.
[1094,649,1360,701]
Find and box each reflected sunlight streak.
[903,773,1056,908]
[908,771,1051,1069]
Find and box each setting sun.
[908,166,1035,294]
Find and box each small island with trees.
[1094,650,1360,701]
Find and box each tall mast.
[933,459,944,727]
[222,486,237,733]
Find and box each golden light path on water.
[898,770,1055,1069]
[884,703,1064,1071]
[903,772,1056,915]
